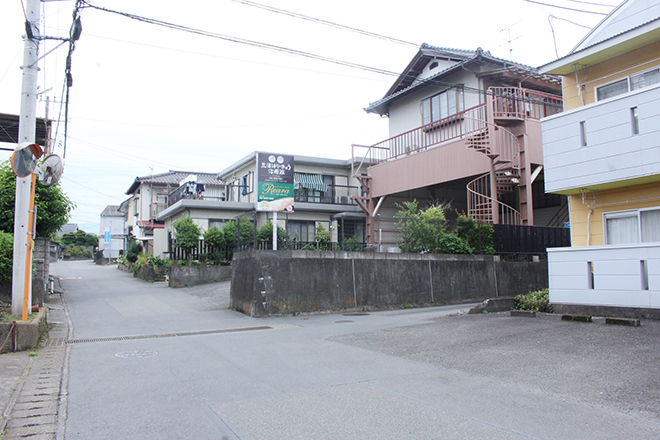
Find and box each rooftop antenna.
[500,20,522,60]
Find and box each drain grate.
[66,325,273,345]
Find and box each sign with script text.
[256,153,294,212]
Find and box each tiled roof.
[100,205,122,217]
[366,44,559,115]
[126,170,223,194]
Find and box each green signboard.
[256,153,294,212]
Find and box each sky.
[0,0,616,234]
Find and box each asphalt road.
[53,260,660,440]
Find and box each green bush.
[395,200,473,254]
[456,215,494,255]
[173,217,201,259]
[0,231,13,286]
[203,226,223,248]
[315,223,331,247]
[514,288,553,313]
[343,235,362,252]
[126,241,142,263]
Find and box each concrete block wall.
[230,251,548,317]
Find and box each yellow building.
[540,0,660,318]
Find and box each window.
[133,198,139,216]
[422,86,464,125]
[240,172,254,195]
[294,173,334,204]
[596,67,660,101]
[287,221,315,242]
[604,207,660,244]
[209,220,227,230]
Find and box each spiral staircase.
[464,118,522,225]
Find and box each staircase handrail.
[467,173,522,225]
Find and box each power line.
[565,0,616,7]
[79,1,397,77]
[522,0,608,14]
[549,13,592,29]
[229,0,419,48]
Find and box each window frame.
[603,206,660,244]
[595,66,660,101]
[421,85,465,125]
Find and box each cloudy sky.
[0,0,615,234]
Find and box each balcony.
[542,83,660,194]
[353,87,563,173]
[294,184,359,205]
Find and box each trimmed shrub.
[514,288,553,313]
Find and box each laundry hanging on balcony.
[294,172,328,193]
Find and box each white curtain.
[606,215,639,244]
[641,209,660,242]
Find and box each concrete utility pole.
[12,0,41,315]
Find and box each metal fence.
[492,224,571,255]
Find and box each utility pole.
[12,0,41,315]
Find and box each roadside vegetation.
[395,200,494,254]
[513,288,553,313]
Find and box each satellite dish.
[37,154,64,186]
[11,142,43,178]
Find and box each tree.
[456,214,494,255]
[61,229,98,247]
[173,216,201,259]
[257,221,292,249]
[0,161,75,237]
[0,231,12,287]
[203,226,223,248]
[395,200,472,254]
[315,223,331,248]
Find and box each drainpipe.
[587,209,593,246]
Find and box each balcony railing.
[489,87,563,120]
[294,184,359,205]
[352,87,563,177]
[353,104,489,172]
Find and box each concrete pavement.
[2,259,660,439]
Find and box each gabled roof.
[125,170,223,195]
[366,43,560,116]
[100,205,122,217]
[540,0,660,75]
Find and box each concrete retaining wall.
[169,265,232,287]
[230,251,548,317]
[0,308,48,353]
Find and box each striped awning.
[294,173,328,192]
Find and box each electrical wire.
[549,13,592,29]
[79,1,396,77]
[228,0,419,48]
[76,2,556,105]
[522,0,608,15]
[565,0,616,7]
[79,32,393,83]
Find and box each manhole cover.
[115,350,158,358]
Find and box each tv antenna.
[500,21,522,60]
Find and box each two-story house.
[353,44,565,248]
[540,0,660,318]
[157,152,367,247]
[124,171,224,256]
[98,205,125,259]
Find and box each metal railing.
[467,173,522,225]
[489,87,563,120]
[294,184,360,205]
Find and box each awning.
[294,173,328,192]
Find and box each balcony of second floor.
[353,87,562,174]
[543,83,660,194]
[166,179,360,209]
